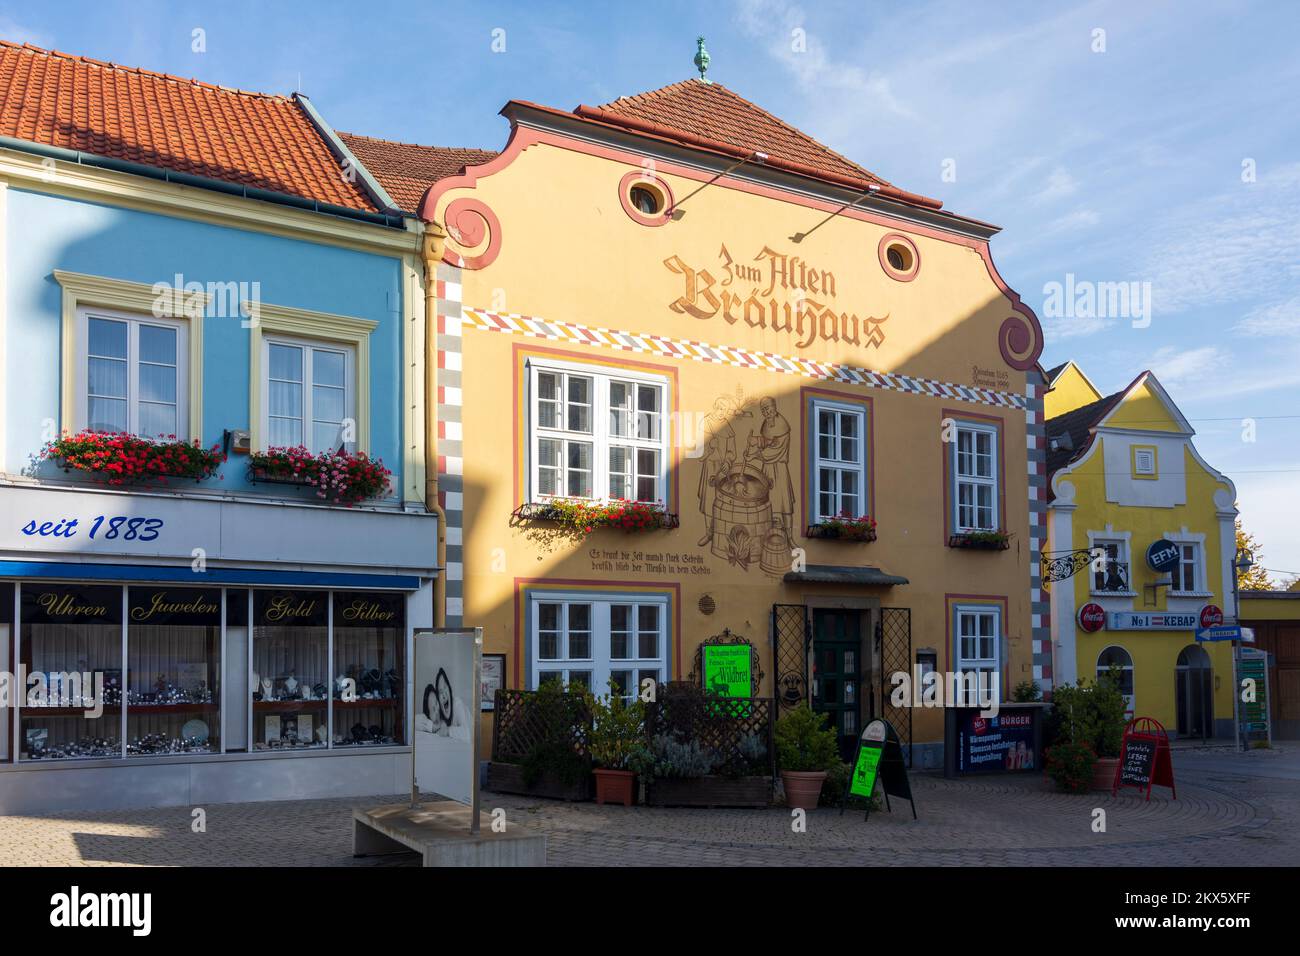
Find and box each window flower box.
[948,530,1013,551]
[806,514,877,542]
[39,430,224,486]
[512,499,679,535]
[247,446,391,506]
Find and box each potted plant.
[1045,668,1128,791]
[582,683,646,806]
[774,704,839,810]
[635,732,772,808]
[513,498,678,535]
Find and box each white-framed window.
[78,307,188,438]
[1091,538,1131,593]
[531,594,668,703]
[528,360,667,503]
[262,335,355,454]
[1097,645,1135,717]
[1171,541,1202,594]
[812,398,868,521]
[952,422,999,532]
[954,605,1001,704]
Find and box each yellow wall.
[1044,362,1101,418]
[1060,414,1234,732]
[435,131,1040,750]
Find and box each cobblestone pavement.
[0,745,1294,866]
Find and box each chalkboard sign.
[1113,717,1176,801]
[1119,737,1155,789]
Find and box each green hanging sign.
[702,644,752,697]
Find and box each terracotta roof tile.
[0,40,376,212]
[595,79,890,187]
[339,132,496,213]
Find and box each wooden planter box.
[486,761,592,801]
[644,775,771,808]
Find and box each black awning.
[783,565,909,586]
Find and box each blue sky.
[4,0,1298,582]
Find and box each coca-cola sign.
[1199,604,1224,629]
[1078,602,1106,633]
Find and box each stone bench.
[353,800,546,867]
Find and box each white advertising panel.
[413,628,481,808]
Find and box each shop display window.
[126,586,221,755]
[19,584,123,760]
[332,591,404,747]
[252,590,329,750]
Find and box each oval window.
[886,244,912,272]
[630,185,662,216]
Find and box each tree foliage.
[1235,518,1275,591]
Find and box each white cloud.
[1033,167,1079,205]
[1135,345,1225,390]
[1234,295,1300,337]
[1139,164,1300,317]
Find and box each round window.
[886,244,912,272]
[630,185,662,216]
[878,234,920,280]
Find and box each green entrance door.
[811,609,863,761]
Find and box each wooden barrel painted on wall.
[710,467,772,564]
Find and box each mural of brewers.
[697,390,794,575]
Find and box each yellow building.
[351,63,1049,767]
[1045,365,1237,738]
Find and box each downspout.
[421,224,449,627]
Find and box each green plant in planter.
[580,684,646,770]
[1045,741,1097,793]
[1048,667,1128,758]
[774,704,840,772]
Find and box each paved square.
[0,744,1294,866]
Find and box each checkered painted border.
[434,265,465,627]
[461,307,1028,411]
[1026,381,1052,692]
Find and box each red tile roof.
[339,132,496,213]
[0,40,376,212]
[593,79,890,188]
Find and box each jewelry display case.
[331,591,404,747]
[251,590,329,750]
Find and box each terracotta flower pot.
[1091,757,1119,791]
[593,768,636,807]
[781,770,827,810]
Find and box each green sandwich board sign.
[841,719,917,822]
[702,644,752,698]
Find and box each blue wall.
[5,187,405,499]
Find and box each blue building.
[0,41,438,811]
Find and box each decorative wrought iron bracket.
[1040,549,1098,586]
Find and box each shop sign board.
[946,705,1043,775]
[1077,603,1106,633]
[0,483,438,572]
[1108,611,1197,631]
[1146,538,1181,573]
[413,628,482,813]
[702,644,752,698]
